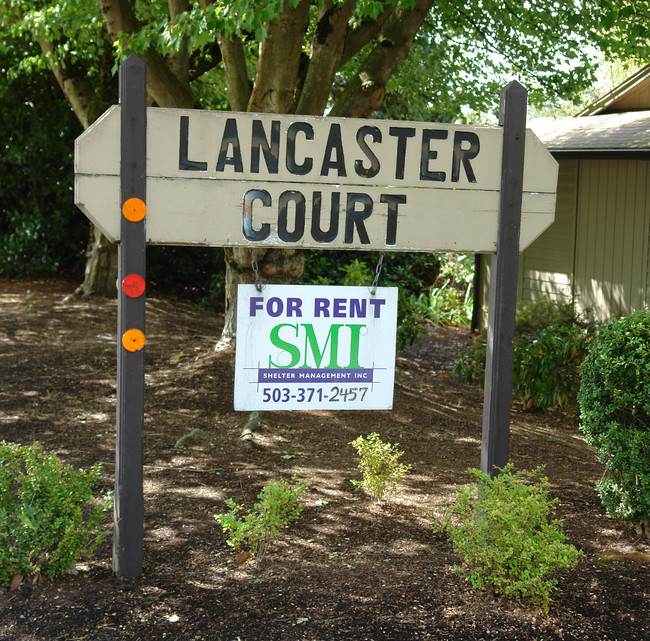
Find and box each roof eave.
[548,148,650,160]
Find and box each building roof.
[577,64,650,116]
[529,110,650,156]
[529,64,650,157]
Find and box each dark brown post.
[480,81,528,478]
[114,54,147,576]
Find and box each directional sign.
[75,106,557,252]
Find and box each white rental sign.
[234,285,398,410]
[75,106,558,252]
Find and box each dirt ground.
[0,278,648,641]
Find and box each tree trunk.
[330,0,433,118]
[76,226,118,297]
[218,247,305,348]
[218,0,311,346]
[218,1,432,345]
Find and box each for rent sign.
[234,285,398,410]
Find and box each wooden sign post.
[480,81,527,478]
[75,58,555,575]
[114,54,147,577]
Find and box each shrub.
[215,477,311,560]
[514,300,586,340]
[512,325,596,410]
[350,432,411,502]
[0,441,111,585]
[578,310,650,536]
[435,465,582,611]
[454,301,596,410]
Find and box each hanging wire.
[250,250,263,292]
[370,252,385,296]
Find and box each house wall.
[517,159,578,306]
[572,159,650,321]
[478,158,650,326]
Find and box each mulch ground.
[0,278,648,640]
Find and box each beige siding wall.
[477,160,579,327]
[477,158,650,327]
[517,159,578,305]
[573,159,650,321]
[608,82,650,112]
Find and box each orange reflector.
[122,328,145,352]
[122,274,146,298]
[122,198,146,222]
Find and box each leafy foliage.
[514,300,587,339]
[214,477,311,560]
[417,253,474,328]
[300,252,474,349]
[0,441,111,585]
[454,301,596,410]
[0,50,88,278]
[3,1,628,121]
[349,432,411,502]
[578,310,650,535]
[0,0,107,80]
[594,0,650,65]
[435,465,582,611]
[512,325,597,411]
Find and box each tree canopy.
[2,1,631,126]
[1,1,648,324]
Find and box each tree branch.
[330,0,433,118]
[295,0,356,116]
[167,0,192,85]
[217,34,252,111]
[38,38,97,128]
[340,2,395,66]
[247,0,310,113]
[96,0,197,108]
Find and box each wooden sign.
[73,55,550,577]
[75,107,557,252]
[234,285,398,410]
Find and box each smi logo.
[268,323,367,370]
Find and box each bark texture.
[295,0,356,116]
[76,226,119,297]
[217,34,253,111]
[247,0,310,113]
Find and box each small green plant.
[419,253,474,327]
[578,310,650,536]
[341,258,373,286]
[514,300,585,339]
[434,465,582,611]
[215,477,311,560]
[349,433,411,502]
[0,441,111,585]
